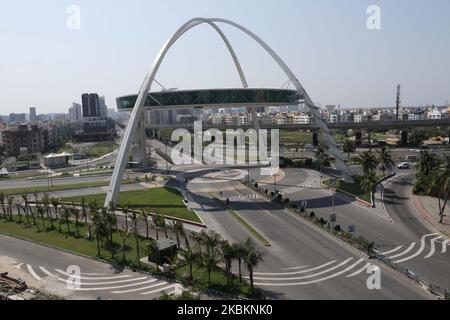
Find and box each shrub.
[309,211,315,220]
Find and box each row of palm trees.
[179,230,263,295]
[416,150,450,223]
[353,147,395,195]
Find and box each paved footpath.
[413,195,450,238]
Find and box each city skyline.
[0,0,449,114]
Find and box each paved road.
[184,167,432,299]
[0,234,182,300]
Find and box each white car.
[398,162,410,169]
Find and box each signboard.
[348,225,355,233]
[330,213,337,223]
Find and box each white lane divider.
[54,269,133,280]
[112,281,168,294]
[381,245,403,255]
[255,258,365,286]
[27,264,42,281]
[280,265,311,271]
[253,260,336,276]
[346,263,371,278]
[250,258,353,281]
[424,236,443,259]
[388,242,416,259]
[394,233,439,264]
[140,284,177,295]
[442,240,449,254]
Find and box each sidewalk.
[412,194,450,237]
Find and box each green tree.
[342,140,356,160]
[36,205,46,229]
[416,149,440,178]
[0,192,6,219]
[377,146,395,177]
[61,206,71,236]
[200,249,220,288]
[220,240,235,285]
[179,249,197,282]
[429,155,450,223]
[244,239,264,295]
[360,172,379,196]
[355,151,379,176]
[232,242,248,283]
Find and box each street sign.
[301,200,308,209]
[348,225,355,233]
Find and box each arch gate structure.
[105,17,353,206]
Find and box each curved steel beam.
[106,17,352,205]
[105,18,249,205]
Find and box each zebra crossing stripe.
[251,258,352,281]
[54,269,133,280]
[112,281,168,294]
[255,258,365,286]
[394,233,439,264]
[424,236,443,259]
[442,240,450,254]
[346,263,371,278]
[27,264,42,281]
[140,284,177,295]
[381,245,403,255]
[253,260,336,276]
[388,242,416,259]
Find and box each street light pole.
[331,178,336,230]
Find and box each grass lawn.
[0,215,257,298]
[0,180,111,196]
[323,176,373,203]
[61,187,202,224]
[0,216,144,264]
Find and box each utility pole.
[396,84,401,121]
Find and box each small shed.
[43,152,72,168]
[147,238,178,265]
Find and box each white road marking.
[442,240,449,254]
[54,269,133,280]
[346,263,371,278]
[255,258,365,286]
[394,233,439,264]
[81,272,108,276]
[381,245,403,255]
[140,284,177,295]
[250,258,353,281]
[280,265,311,271]
[72,277,149,286]
[253,260,336,276]
[388,242,416,259]
[16,263,24,270]
[111,281,168,294]
[27,264,42,281]
[424,236,443,259]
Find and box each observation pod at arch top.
[104,17,353,206]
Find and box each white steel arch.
[105,18,352,205]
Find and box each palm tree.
[355,151,378,176]
[36,205,46,229]
[80,198,88,225]
[151,215,160,240]
[90,209,102,256]
[61,206,71,236]
[72,207,81,237]
[377,146,394,177]
[21,203,30,226]
[174,221,190,251]
[314,143,329,170]
[122,205,129,232]
[42,194,53,229]
[232,242,247,283]
[107,201,118,231]
[220,240,235,285]
[129,211,141,264]
[201,249,220,288]
[0,192,7,219]
[7,196,14,220]
[50,197,61,222]
[429,155,450,223]
[192,231,205,255]
[203,231,222,254]
[342,140,355,160]
[244,239,264,295]
[416,149,440,178]
[140,210,149,239]
[171,222,181,249]
[179,249,197,282]
[15,203,22,223]
[118,222,130,262]
[360,172,379,199]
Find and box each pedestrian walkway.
[413,195,450,237]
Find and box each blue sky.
[0,0,449,114]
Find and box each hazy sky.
[1,0,449,114]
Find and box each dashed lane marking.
[280,265,311,271]
[26,264,42,281]
[346,263,371,278]
[388,242,416,259]
[253,260,336,276]
[424,236,443,259]
[381,245,403,255]
[394,233,439,264]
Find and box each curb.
[412,195,450,239]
